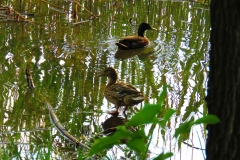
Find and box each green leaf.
[127,86,167,126]
[127,104,161,126]
[88,128,131,156]
[114,127,132,138]
[178,132,190,149]
[174,119,194,138]
[88,136,120,156]
[154,152,173,160]
[157,85,168,105]
[159,108,176,128]
[116,125,128,132]
[193,115,220,125]
[130,128,147,139]
[126,138,146,153]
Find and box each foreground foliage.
[88,86,219,159]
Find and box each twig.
[10,7,32,23]
[41,0,69,13]
[182,141,205,150]
[73,0,97,18]
[72,20,90,25]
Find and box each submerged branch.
[46,102,90,150]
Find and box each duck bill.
[151,27,158,31]
[97,73,105,77]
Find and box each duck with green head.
[115,22,157,50]
[98,67,148,116]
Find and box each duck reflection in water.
[114,47,155,60]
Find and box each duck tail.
[115,43,129,49]
[132,96,147,101]
[131,92,149,101]
[144,96,150,101]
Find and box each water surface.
[0,1,210,159]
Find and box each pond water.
[0,0,210,159]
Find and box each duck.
[115,22,157,50]
[98,67,148,116]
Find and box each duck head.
[138,22,157,36]
[98,67,118,85]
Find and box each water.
[0,1,210,159]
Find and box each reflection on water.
[115,48,146,60]
[0,0,210,159]
[114,47,156,61]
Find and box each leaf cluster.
[88,86,220,159]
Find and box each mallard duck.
[115,22,157,50]
[98,67,148,116]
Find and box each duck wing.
[116,82,142,95]
[120,36,144,42]
[116,36,149,50]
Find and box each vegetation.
[89,86,219,159]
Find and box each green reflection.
[0,0,209,159]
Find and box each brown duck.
[98,67,148,116]
[115,22,157,50]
